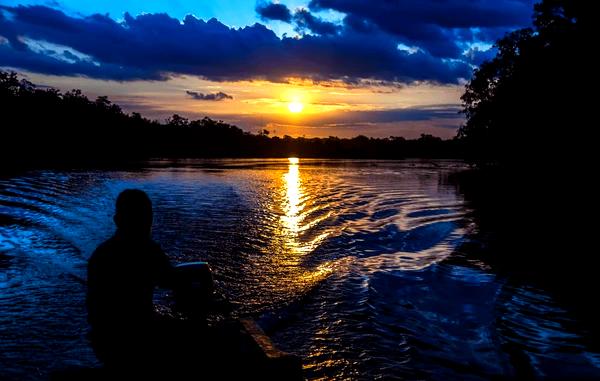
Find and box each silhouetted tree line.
[0,70,465,169]
[451,0,596,317]
[458,0,591,167]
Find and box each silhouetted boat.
[51,262,304,380]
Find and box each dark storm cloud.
[255,1,292,23]
[309,0,534,58]
[186,90,233,101]
[0,41,164,80]
[293,9,340,36]
[222,105,464,130]
[0,5,473,84]
[255,2,340,36]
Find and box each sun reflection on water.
[277,158,338,291]
[281,158,302,248]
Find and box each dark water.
[1,159,598,380]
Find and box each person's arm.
[152,243,176,289]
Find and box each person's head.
[114,189,153,238]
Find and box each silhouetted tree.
[166,114,189,128]
[458,0,590,167]
[452,0,594,289]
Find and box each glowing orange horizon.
[22,72,464,139]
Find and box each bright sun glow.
[288,157,299,164]
[288,100,304,113]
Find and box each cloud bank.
[0,3,530,85]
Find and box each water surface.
[1,159,598,380]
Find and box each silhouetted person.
[86,189,174,371]
[84,190,287,379]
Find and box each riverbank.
[449,166,599,340]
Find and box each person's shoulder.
[148,239,166,256]
[95,236,119,252]
[89,236,118,263]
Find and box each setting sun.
[288,100,304,113]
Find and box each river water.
[1,159,598,380]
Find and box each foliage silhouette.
[453,0,595,323]
[1,70,464,170]
[458,0,590,167]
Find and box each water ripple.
[0,159,598,380]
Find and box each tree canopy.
[458,0,591,166]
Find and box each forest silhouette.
[454,0,590,240]
[451,0,595,327]
[458,0,589,167]
[0,69,465,170]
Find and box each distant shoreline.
[1,157,472,175]
[1,70,474,172]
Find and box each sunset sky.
[0,0,534,138]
